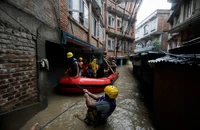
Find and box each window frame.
[108,37,115,50]
[108,13,115,28]
[117,40,122,51]
[83,1,89,29]
[68,0,83,13]
[144,25,148,35]
[117,18,122,28]
[124,41,128,52]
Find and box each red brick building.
[106,0,142,65]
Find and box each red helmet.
[109,56,114,60]
[103,51,107,55]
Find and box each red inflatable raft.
[57,71,119,93]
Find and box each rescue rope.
[68,77,84,90]
[39,99,82,130]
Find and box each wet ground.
[20,64,155,130]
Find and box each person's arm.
[84,93,96,108]
[30,123,38,130]
[83,89,101,100]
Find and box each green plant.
[154,38,160,51]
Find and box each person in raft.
[83,85,118,125]
[78,57,84,76]
[65,52,80,77]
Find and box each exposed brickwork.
[67,19,88,42]
[157,15,170,32]
[160,33,169,51]
[60,0,69,32]
[0,25,37,113]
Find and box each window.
[131,24,134,33]
[186,1,192,18]
[119,2,125,8]
[100,26,103,42]
[124,41,128,52]
[108,14,115,27]
[68,0,83,22]
[83,2,88,28]
[97,0,103,14]
[123,21,128,33]
[144,25,148,34]
[152,19,156,30]
[92,16,96,36]
[68,0,83,12]
[100,27,105,42]
[117,18,122,28]
[92,16,99,37]
[108,37,115,50]
[117,40,122,51]
[96,22,99,37]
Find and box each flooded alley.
[20,64,154,130]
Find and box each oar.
[103,57,115,74]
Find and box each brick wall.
[68,19,88,42]
[60,0,68,32]
[157,15,169,32]
[0,25,37,113]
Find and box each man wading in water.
[83,85,118,126]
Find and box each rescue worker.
[83,85,118,125]
[78,57,84,76]
[91,58,98,77]
[103,51,108,60]
[108,56,117,74]
[96,63,109,78]
[65,52,80,77]
[87,63,95,78]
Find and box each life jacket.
[67,58,81,76]
[86,96,116,122]
[72,58,82,69]
[78,61,83,69]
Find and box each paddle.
[103,57,115,74]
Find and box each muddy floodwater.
[20,64,155,130]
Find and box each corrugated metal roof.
[148,54,200,66]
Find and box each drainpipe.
[161,16,164,50]
[88,1,92,44]
[104,0,107,51]
[58,0,60,29]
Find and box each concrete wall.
[135,10,170,52]
[6,0,59,29]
